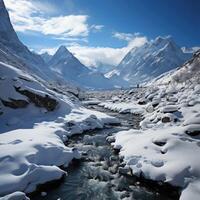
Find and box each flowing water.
[31,104,179,200]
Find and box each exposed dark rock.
[1,98,29,109]
[152,102,159,107]
[66,121,75,128]
[119,167,132,176]
[185,130,200,136]
[113,147,121,155]
[162,116,171,123]
[138,99,146,105]
[120,191,130,199]
[160,150,167,154]
[153,141,166,146]
[15,87,58,111]
[19,76,33,82]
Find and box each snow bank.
[109,52,200,200]
[111,83,200,199]
[0,105,118,197]
[0,191,29,200]
[82,99,101,106]
[99,101,145,115]
[0,61,119,197]
[114,126,200,187]
[0,126,76,196]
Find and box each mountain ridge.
[107,36,192,86]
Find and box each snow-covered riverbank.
[104,52,200,200]
[0,62,119,199]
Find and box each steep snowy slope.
[150,49,200,85]
[107,36,192,86]
[49,46,90,80]
[0,0,114,90]
[0,0,49,79]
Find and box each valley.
[31,101,179,200]
[0,0,200,199]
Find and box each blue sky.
[4,0,200,67]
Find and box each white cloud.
[90,25,104,32]
[39,47,58,55]
[113,32,133,41]
[69,36,147,66]
[4,0,90,38]
[113,32,141,41]
[39,36,148,67]
[4,0,147,67]
[42,15,89,37]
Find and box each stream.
[31,104,179,200]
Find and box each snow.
[107,36,191,86]
[160,105,179,113]
[40,52,52,63]
[0,0,114,90]
[48,46,115,89]
[0,126,73,195]
[82,99,101,106]
[0,57,119,197]
[0,4,120,197]
[0,102,118,197]
[1,0,200,199]
[99,101,145,115]
[108,51,200,199]
[181,46,200,54]
[0,191,30,200]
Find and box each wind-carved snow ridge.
[103,50,200,200]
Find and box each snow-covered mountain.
[48,46,115,89]
[0,0,114,90]
[0,2,119,197]
[150,49,200,85]
[107,36,192,86]
[89,63,115,74]
[49,46,90,80]
[0,0,49,79]
[40,52,52,63]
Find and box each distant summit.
[40,52,52,63]
[107,36,192,86]
[48,46,114,89]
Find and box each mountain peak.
[0,0,19,42]
[154,36,174,46]
[40,52,52,63]
[0,0,5,8]
[109,36,191,86]
[57,45,70,55]
[49,46,73,64]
